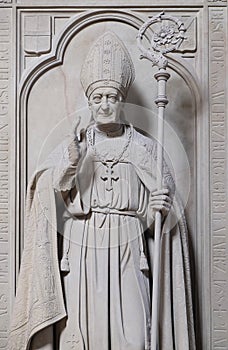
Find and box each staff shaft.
[151,69,170,350]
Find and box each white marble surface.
[0,2,227,349]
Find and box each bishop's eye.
[108,95,117,103]
[93,95,102,103]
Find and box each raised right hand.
[68,117,86,165]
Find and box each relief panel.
[0,2,227,349]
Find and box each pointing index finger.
[72,116,81,137]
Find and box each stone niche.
[0,1,227,349]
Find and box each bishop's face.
[88,87,123,126]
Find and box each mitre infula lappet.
[80,32,135,99]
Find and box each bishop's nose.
[101,97,109,112]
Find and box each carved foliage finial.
[137,12,186,69]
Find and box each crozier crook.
[137,12,186,350]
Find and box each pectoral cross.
[101,163,119,191]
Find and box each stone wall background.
[0,1,227,349]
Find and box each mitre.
[80,31,135,98]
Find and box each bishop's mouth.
[97,113,113,117]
